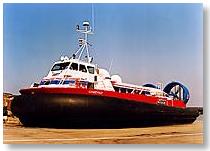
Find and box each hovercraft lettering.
[88,90,103,95]
[157,99,166,105]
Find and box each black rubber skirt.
[11,94,200,128]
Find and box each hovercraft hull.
[11,93,200,128]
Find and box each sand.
[3,117,203,144]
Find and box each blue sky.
[3,3,203,106]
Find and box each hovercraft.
[11,21,201,128]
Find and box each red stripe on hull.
[20,87,186,109]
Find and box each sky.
[3,3,203,106]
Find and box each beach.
[3,116,203,144]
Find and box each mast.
[73,21,93,63]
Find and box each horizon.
[3,3,203,106]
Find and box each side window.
[79,64,87,73]
[87,66,95,74]
[127,89,133,93]
[63,80,70,84]
[141,91,150,95]
[63,80,76,85]
[50,80,61,85]
[70,63,78,71]
[120,88,126,93]
[40,80,50,85]
[113,86,120,92]
[134,90,140,94]
[51,62,70,71]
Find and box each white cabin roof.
[53,58,96,67]
[113,82,164,93]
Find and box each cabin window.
[94,76,97,81]
[63,80,76,85]
[51,62,70,71]
[120,88,126,93]
[63,80,70,84]
[40,80,46,85]
[50,80,61,85]
[127,89,133,93]
[40,80,50,85]
[45,81,50,85]
[141,91,150,95]
[79,64,87,73]
[70,63,78,71]
[113,86,120,92]
[134,90,141,94]
[87,66,95,74]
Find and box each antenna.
[73,21,94,63]
[109,58,113,73]
[91,4,95,32]
[71,5,95,63]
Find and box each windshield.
[51,62,70,71]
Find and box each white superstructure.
[32,21,170,98]
[35,21,114,91]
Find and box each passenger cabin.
[36,57,114,91]
[38,58,97,88]
[112,83,170,98]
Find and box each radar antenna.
[73,21,93,63]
